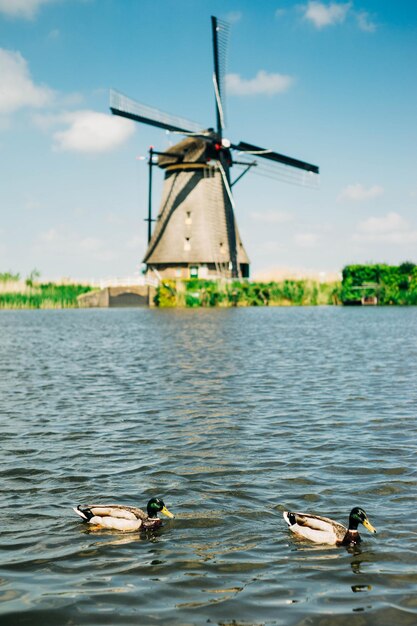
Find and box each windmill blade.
[215,158,240,277]
[211,16,230,135]
[231,140,319,174]
[233,154,319,188]
[216,158,236,210]
[110,89,204,135]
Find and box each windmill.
[110,16,319,280]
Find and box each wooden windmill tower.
[110,17,319,280]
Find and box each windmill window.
[185,211,192,225]
[184,237,191,251]
[220,242,226,255]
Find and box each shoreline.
[1,262,416,308]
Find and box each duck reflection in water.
[348,544,374,593]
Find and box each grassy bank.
[155,279,342,307]
[154,262,417,307]
[0,281,94,309]
[1,262,415,309]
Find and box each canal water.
[0,307,416,625]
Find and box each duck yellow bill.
[161,506,174,519]
[363,519,376,534]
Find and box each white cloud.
[353,212,417,243]
[0,49,54,114]
[24,196,42,210]
[356,10,376,32]
[303,1,351,29]
[261,241,286,254]
[357,212,407,234]
[39,227,117,261]
[294,232,318,247]
[47,110,136,153]
[58,92,84,107]
[226,70,294,96]
[47,28,60,40]
[0,0,57,19]
[41,228,59,242]
[250,210,293,223]
[225,11,242,24]
[275,8,287,18]
[31,112,57,130]
[338,183,384,202]
[79,237,104,253]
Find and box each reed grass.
[0,282,94,309]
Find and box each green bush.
[153,280,178,307]
[341,263,417,305]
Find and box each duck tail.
[73,505,94,521]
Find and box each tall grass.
[0,282,94,309]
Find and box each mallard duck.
[73,497,174,531]
[283,507,376,545]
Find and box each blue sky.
[1,0,416,281]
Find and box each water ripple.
[0,307,416,625]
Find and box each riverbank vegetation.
[0,273,93,309]
[155,262,417,307]
[155,278,342,307]
[341,262,417,305]
[1,263,416,308]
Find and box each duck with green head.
[73,497,174,532]
[283,507,376,545]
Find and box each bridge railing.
[98,276,158,289]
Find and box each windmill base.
[146,262,250,281]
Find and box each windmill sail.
[231,141,319,173]
[233,154,319,188]
[110,89,204,135]
[211,16,229,134]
